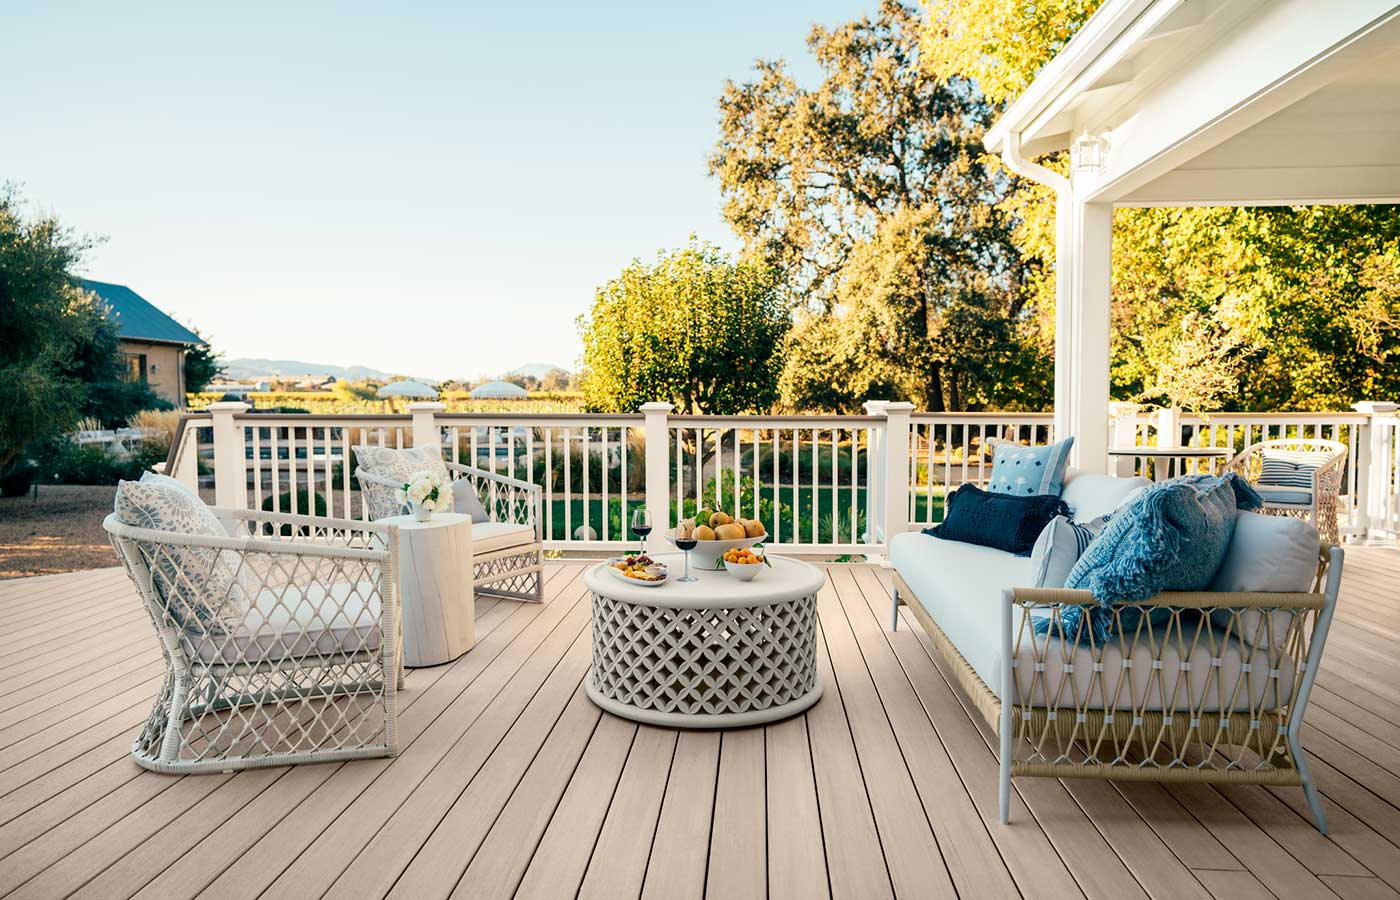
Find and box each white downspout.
[1001,132,1075,445]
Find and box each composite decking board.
[1322,874,1400,900]
[3,549,1400,899]
[1192,867,1278,900]
[812,576,959,899]
[574,724,678,900]
[245,569,592,900]
[705,727,769,900]
[854,575,1085,899]
[834,565,1021,898]
[351,628,597,900]
[764,715,830,900]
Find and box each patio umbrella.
[469,380,529,399]
[376,380,438,399]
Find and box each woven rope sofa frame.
[105,509,402,774]
[1225,438,1347,545]
[356,460,543,603]
[892,545,1343,834]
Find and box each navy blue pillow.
[925,484,1070,556]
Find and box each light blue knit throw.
[1034,474,1263,644]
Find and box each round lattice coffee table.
[585,553,824,728]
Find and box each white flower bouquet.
[395,470,454,520]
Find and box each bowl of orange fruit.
[721,546,767,581]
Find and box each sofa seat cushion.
[1256,485,1313,506]
[890,531,1038,690]
[890,532,1297,711]
[472,522,537,554]
[187,582,382,664]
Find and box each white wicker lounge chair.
[106,497,401,774]
[354,445,543,602]
[1226,438,1347,544]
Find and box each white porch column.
[640,402,673,554]
[1067,201,1114,473]
[1052,192,1075,442]
[208,401,250,509]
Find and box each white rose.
[435,482,454,511]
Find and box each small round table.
[1108,446,1231,482]
[584,553,824,728]
[380,512,475,667]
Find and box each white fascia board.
[1079,0,1400,203]
[983,0,1163,155]
[1119,164,1400,206]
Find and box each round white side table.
[584,553,824,728]
[381,512,474,667]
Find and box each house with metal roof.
[82,278,205,406]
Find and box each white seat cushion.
[188,582,382,664]
[890,530,1296,711]
[1060,471,1150,523]
[472,522,537,554]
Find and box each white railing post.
[863,401,889,544]
[641,402,673,554]
[208,401,250,509]
[1355,402,1398,541]
[409,402,446,454]
[880,402,915,550]
[1108,401,1138,478]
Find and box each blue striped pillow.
[1030,514,1109,588]
[1258,450,1330,489]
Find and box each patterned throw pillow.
[924,484,1070,556]
[352,445,451,519]
[114,479,247,631]
[986,437,1075,497]
[1029,514,1110,588]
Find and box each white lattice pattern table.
[585,554,824,728]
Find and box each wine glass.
[674,533,698,582]
[630,508,652,557]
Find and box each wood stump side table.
[584,553,824,728]
[381,512,475,667]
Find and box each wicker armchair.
[354,447,543,603]
[1225,438,1347,544]
[106,508,401,774]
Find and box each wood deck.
[3,549,1400,900]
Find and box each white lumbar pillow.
[1208,510,1319,650]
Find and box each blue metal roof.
[81,279,205,346]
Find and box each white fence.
[164,400,1400,553]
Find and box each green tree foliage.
[713,0,1046,411]
[0,188,106,473]
[577,241,788,415]
[923,0,1400,412]
[183,333,224,393]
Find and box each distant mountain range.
[220,358,570,382]
[221,358,397,381]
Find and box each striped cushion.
[1258,451,1327,489]
[1030,514,1110,588]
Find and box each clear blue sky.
[6,1,870,380]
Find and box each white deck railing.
[164,400,1400,553]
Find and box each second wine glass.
[630,508,652,557]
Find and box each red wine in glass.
[630,509,652,556]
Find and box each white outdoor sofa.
[889,471,1343,833]
[106,505,401,774]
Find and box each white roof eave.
[983,0,1176,156]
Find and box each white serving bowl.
[723,559,763,581]
[665,529,764,568]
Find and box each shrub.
[260,490,328,535]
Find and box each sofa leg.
[1292,733,1329,835]
[891,589,899,632]
[998,735,1012,825]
